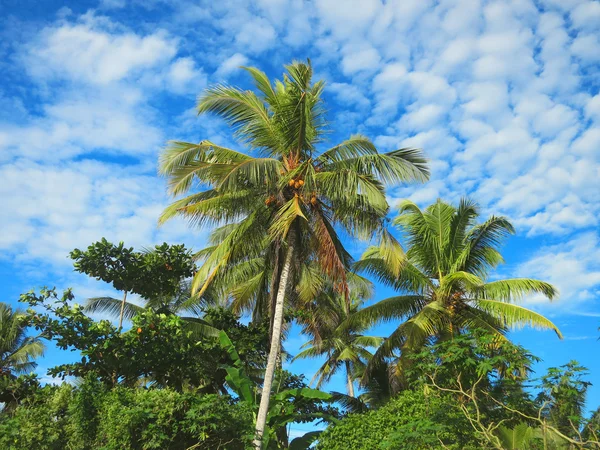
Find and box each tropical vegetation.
[1,60,598,450]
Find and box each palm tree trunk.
[345,361,355,397]
[118,291,128,329]
[268,243,281,340]
[254,239,294,449]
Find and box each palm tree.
[83,280,219,337]
[352,198,561,368]
[294,276,383,397]
[158,60,429,447]
[0,302,44,376]
[330,359,401,413]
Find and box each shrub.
[0,381,253,450]
[316,388,482,450]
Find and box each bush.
[0,380,253,450]
[316,388,482,450]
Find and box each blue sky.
[1,0,600,436]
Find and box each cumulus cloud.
[24,15,178,85]
[215,53,249,78]
[0,159,205,267]
[0,86,163,162]
[235,17,277,54]
[165,57,207,94]
[516,232,600,307]
[1,0,599,314]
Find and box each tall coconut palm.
[159,60,429,447]
[0,302,44,376]
[294,275,383,397]
[351,198,561,368]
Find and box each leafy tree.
[0,302,44,376]
[417,335,599,449]
[294,279,382,397]
[70,239,196,328]
[159,60,429,447]
[408,329,540,428]
[495,423,535,450]
[19,288,268,391]
[537,361,591,437]
[352,198,561,368]
[582,406,600,443]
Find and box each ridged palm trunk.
[254,239,294,449]
[345,361,355,397]
[118,291,128,329]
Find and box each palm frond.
[476,278,558,302]
[347,295,429,330]
[84,297,144,321]
[474,299,562,338]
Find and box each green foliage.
[0,380,253,449]
[495,423,535,450]
[0,383,72,449]
[19,289,268,391]
[0,373,42,411]
[408,330,542,428]
[316,388,482,450]
[537,361,591,436]
[408,330,538,388]
[70,239,195,301]
[0,302,44,375]
[294,279,381,395]
[70,239,141,294]
[582,406,600,442]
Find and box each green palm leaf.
[476,278,558,302]
[474,300,562,338]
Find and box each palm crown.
[0,303,44,376]
[352,198,561,365]
[159,61,428,298]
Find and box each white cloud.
[398,104,446,131]
[572,127,600,158]
[328,82,370,108]
[315,0,382,39]
[462,82,509,118]
[0,159,206,267]
[215,53,249,78]
[235,18,277,54]
[341,44,381,75]
[0,87,162,162]
[570,1,600,31]
[585,94,600,122]
[370,63,408,120]
[516,232,600,307]
[166,57,207,94]
[25,16,178,85]
[571,34,600,63]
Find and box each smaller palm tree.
[0,302,44,376]
[352,198,562,366]
[84,280,219,337]
[294,277,383,397]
